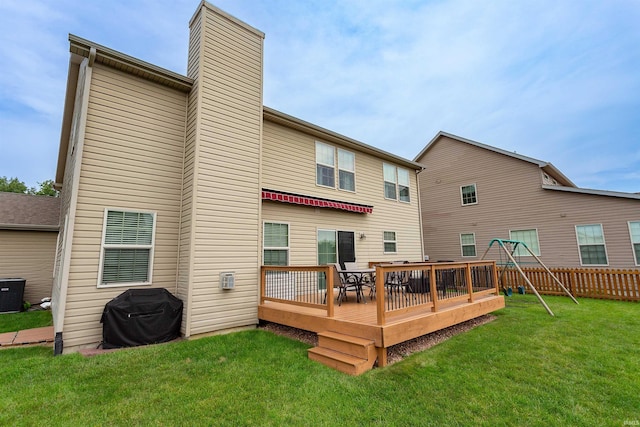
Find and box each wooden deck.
[259,261,505,374]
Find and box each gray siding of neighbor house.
[417,135,639,268]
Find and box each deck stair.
[308,331,377,375]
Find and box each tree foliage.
[0,176,58,197]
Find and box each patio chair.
[324,263,359,306]
[344,261,375,301]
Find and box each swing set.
[480,239,578,316]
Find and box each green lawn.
[1,295,638,426]
[0,309,52,333]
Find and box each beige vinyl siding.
[61,63,187,350]
[0,230,57,303]
[262,120,422,265]
[184,4,264,336]
[176,7,202,336]
[418,136,639,268]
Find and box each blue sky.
[1,0,639,192]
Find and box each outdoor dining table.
[341,268,376,303]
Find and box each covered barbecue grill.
[100,288,183,349]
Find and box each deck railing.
[260,261,500,323]
[502,267,640,302]
[372,261,499,325]
[260,265,336,316]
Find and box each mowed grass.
[0,309,52,333]
[1,295,638,426]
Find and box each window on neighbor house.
[316,141,335,188]
[628,221,640,265]
[263,222,289,266]
[576,224,608,265]
[383,163,410,202]
[510,229,541,256]
[99,209,155,287]
[461,184,477,205]
[383,231,397,253]
[338,149,355,191]
[460,233,476,257]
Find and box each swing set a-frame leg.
[523,249,579,305]
[500,247,555,316]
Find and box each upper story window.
[316,142,355,191]
[628,221,640,265]
[316,142,335,188]
[461,184,477,205]
[383,163,410,202]
[98,209,156,287]
[263,222,289,266]
[510,229,541,256]
[575,224,608,266]
[338,149,355,191]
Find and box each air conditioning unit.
[220,272,235,290]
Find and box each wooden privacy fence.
[502,267,640,302]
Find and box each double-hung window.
[628,221,640,265]
[99,209,155,287]
[316,142,356,191]
[461,184,477,205]
[338,149,355,191]
[263,222,289,266]
[576,224,608,265]
[383,163,410,202]
[510,229,540,256]
[316,142,335,188]
[460,233,476,257]
[383,231,397,253]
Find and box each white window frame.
[460,233,477,257]
[460,183,478,206]
[628,221,640,266]
[383,231,397,254]
[509,229,541,256]
[315,141,336,188]
[383,163,410,202]
[397,168,411,203]
[263,221,290,266]
[337,148,356,192]
[97,208,156,288]
[575,224,609,266]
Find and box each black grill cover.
[100,288,183,349]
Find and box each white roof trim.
[415,131,575,187]
[542,185,640,200]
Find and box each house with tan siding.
[415,132,640,269]
[0,193,60,304]
[52,1,424,353]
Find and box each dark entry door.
[337,231,355,268]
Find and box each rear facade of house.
[52,1,424,353]
[416,132,640,269]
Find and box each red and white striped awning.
[261,189,373,214]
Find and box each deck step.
[308,331,377,375]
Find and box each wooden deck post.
[326,265,334,318]
[430,264,438,312]
[465,263,474,303]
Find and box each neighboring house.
[0,192,60,303]
[415,132,640,269]
[52,2,424,353]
